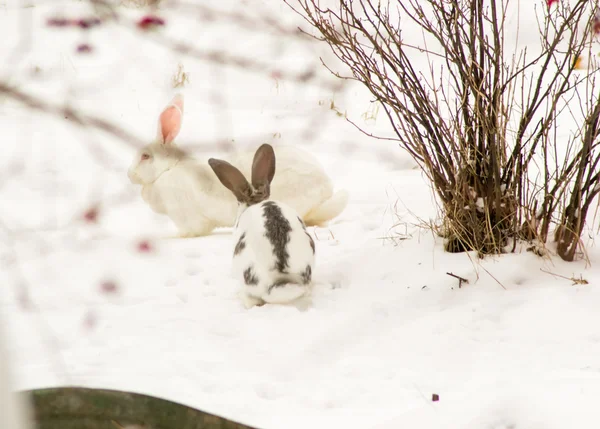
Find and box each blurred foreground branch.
[0,82,144,148]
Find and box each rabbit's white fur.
[128,94,348,237]
[209,144,315,308]
[233,201,315,309]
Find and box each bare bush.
[286,0,600,260]
[553,88,600,261]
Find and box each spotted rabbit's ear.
[156,94,184,145]
[208,158,253,204]
[251,144,276,193]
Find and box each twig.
[111,421,125,429]
[328,228,336,240]
[446,271,469,288]
[480,265,507,290]
[540,268,589,285]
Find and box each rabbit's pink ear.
[157,94,184,145]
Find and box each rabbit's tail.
[262,281,307,304]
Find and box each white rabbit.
[209,143,315,308]
[127,94,348,237]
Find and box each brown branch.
[0,82,145,148]
[446,272,469,288]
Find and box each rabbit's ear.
[156,94,184,145]
[208,158,253,203]
[251,144,276,190]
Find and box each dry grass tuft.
[171,63,190,88]
[119,0,162,8]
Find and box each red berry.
[47,17,70,27]
[77,44,93,54]
[137,15,165,30]
[83,207,99,223]
[137,240,153,253]
[100,280,118,294]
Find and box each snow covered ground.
[1,1,600,428]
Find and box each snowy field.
[2,1,600,428]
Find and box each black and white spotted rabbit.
[209,144,316,308]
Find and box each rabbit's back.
[231,145,334,219]
[234,200,315,283]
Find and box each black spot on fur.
[267,278,289,294]
[296,216,314,253]
[301,265,312,284]
[234,232,246,256]
[243,266,259,285]
[297,216,306,230]
[306,232,315,254]
[262,201,291,273]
